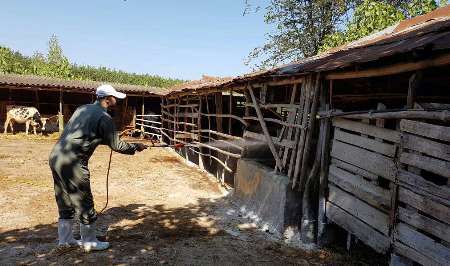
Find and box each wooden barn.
[162,7,450,265]
[0,73,165,133]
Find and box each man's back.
[51,103,108,161]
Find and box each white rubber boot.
[57,219,80,246]
[80,222,110,252]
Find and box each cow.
[3,106,47,135]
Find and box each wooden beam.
[325,110,450,122]
[202,113,248,127]
[325,53,450,80]
[192,141,241,158]
[192,129,243,141]
[243,116,304,128]
[248,86,282,171]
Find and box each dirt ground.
[0,135,363,265]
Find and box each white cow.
[3,106,47,135]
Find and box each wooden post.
[260,84,267,104]
[248,85,282,171]
[140,94,145,138]
[318,82,332,245]
[244,89,250,117]
[292,76,313,186]
[215,92,223,132]
[58,88,64,134]
[407,71,422,109]
[229,91,233,135]
[298,74,321,193]
[34,89,40,110]
[197,96,204,170]
[206,95,212,156]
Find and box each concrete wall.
[233,159,300,237]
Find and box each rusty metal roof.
[167,5,450,95]
[0,73,167,96]
[168,75,233,94]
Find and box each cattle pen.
[159,7,450,266]
[1,6,449,266]
[0,73,165,133]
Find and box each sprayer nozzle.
[174,143,185,149]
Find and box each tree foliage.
[246,0,360,69]
[320,0,442,52]
[246,0,446,69]
[0,36,184,88]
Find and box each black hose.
[99,149,113,214]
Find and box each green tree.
[46,35,71,78]
[246,0,445,69]
[0,35,184,88]
[320,0,442,52]
[245,0,361,69]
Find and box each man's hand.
[134,143,148,152]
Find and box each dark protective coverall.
[49,101,137,224]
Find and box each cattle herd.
[3,106,48,135]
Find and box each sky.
[0,0,271,80]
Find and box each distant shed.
[0,73,166,132]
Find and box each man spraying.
[49,84,147,252]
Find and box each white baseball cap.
[96,84,126,99]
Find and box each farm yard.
[0,136,365,265]
[1,2,450,266]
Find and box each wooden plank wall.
[326,117,399,254]
[325,117,450,265]
[393,119,450,266]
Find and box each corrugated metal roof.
[0,73,168,95]
[167,5,450,95]
[168,75,233,94]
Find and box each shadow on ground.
[1,197,350,265]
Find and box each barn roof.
[169,75,233,93]
[0,73,167,96]
[168,5,450,95]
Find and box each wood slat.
[191,129,243,141]
[192,141,241,159]
[398,207,450,243]
[396,223,450,266]
[331,158,378,181]
[394,241,441,266]
[243,130,296,148]
[199,112,248,126]
[328,185,390,235]
[326,202,390,253]
[402,133,450,161]
[333,118,400,143]
[245,103,299,110]
[331,140,396,181]
[398,169,450,201]
[398,187,450,224]
[334,129,396,157]
[400,119,450,142]
[400,152,450,179]
[329,165,391,209]
[243,116,304,128]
